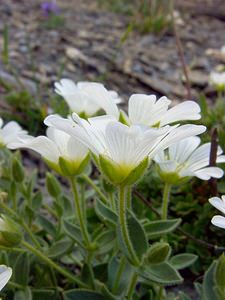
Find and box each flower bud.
[12,157,24,183]
[146,242,170,264]
[46,172,61,198]
[0,215,22,247]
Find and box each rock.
[189,70,209,88]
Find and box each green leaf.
[37,215,56,238]
[94,229,116,255]
[203,261,219,300]
[144,219,181,238]
[48,239,73,258]
[14,252,30,285]
[117,210,148,264]
[63,289,105,300]
[178,291,192,300]
[108,256,132,295]
[14,288,32,300]
[32,289,57,300]
[31,191,42,211]
[215,254,225,294]
[61,196,73,217]
[169,254,197,270]
[63,219,83,246]
[139,262,183,286]
[95,199,118,226]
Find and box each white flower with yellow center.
[209,195,225,230]
[0,118,27,148]
[154,136,225,183]
[45,114,206,185]
[8,127,89,176]
[55,79,120,118]
[0,265,12,291]
[121,94,201,128]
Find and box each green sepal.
[99,155,125,185]
[139,262,183,286]
[146,242,171,264]
[59,154,89,177]
[119,110,130,126]
[121,157,149,186]
[169,253,197,270]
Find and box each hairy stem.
[162,183,171,220]
[118,185,140,266]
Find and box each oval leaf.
[170,254,197,270]
[144,219,181,238]
[63,289,105,300]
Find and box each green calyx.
[45,154,90,177]
[0,215,22,247]
[99,155,149,186]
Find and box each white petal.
[150,125,206,157]
[2,121,27,145]
[128,94,157,126]
[169,136,201,163]
[157,160,177,173]
[8,135,60,163]
[209,196,225,215]
[160,101,201,126]
[0,265,12,291]
[0,118,3,128]
[211,215,225,229]
[194,167,224,180]
[81,83,119,118]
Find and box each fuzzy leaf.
[144,219,181,238]
[14,252,30,285]
[63,219,83,246]
[117,210,148,265]
[203,261,219,300]
[48,239,73,258]
[169,254,197,270]
[95,199,118,226]
[139,262,183,285]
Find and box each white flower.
[0,118,27,147]
[209,195,225,229]
[125,94,201,127]
[8,127,89,176]
[45,114,206,184]
[154,136,225,182]
[0,265,12,291]
[55,79,120,118]
[209,72,225,90]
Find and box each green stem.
[21,240,87,288]
[21,220,41,249]
[162,183,172,220]
[70,177,91,247]
[156,286,164,300]
[112,256,126,293]
[81,174,108,204]
[109,192,116,211]
[126,186,132,210]
[127,272,138,300]
[118,185,140,266]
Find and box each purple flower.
[41,1,60,16]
